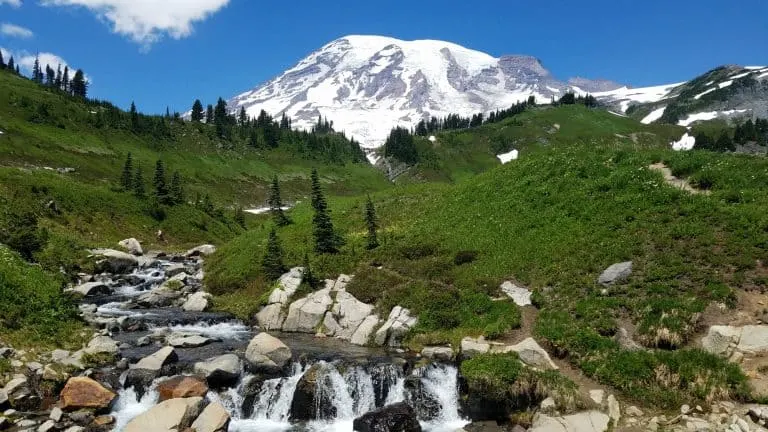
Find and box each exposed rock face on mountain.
[227,35,622,148]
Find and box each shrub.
[454,250,478,266]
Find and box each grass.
[208,107,768,406]
[0,245,85,349]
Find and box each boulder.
[737,325,768,353]
[530,411,610,432]
[60,377,116,411]
[607,395,620,426]
[49,407,63,422]
[255,304,285,331]
[332,290,375,339]
[283,288,334,333]
[421,347,454,362]
[123,396,204,432]
[123,369,157,399]
[194,354,241,389]
[132,346,177,372]
[190,401,230,432]
[38,419,56,432]
[597,262,632,286]
[498,338,557,370]
[118,238,143,256]
[84,335,119,356]
[374,306,418,347]
[352,402,422,432]
[245,333,292,372]
[182,291,211,312]
[72,282,111,297]
[164,263,187,277]
[322,312,343,337]
[167,335,211,348]
[350,315,380,346]
[136,288,182,308]
[92,249,139,274]
[290,364,335,421]
[157,376,209,402]
[3,376,31,409]
[0,389,7,409]
[460,337,491,357]
[702,325,742,356]
[500,282,532,306]
[185,244,216,257]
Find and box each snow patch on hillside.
[641,106,666,124]
[497,149,519,164]
[677,109,749,127]
[593,83,682,112]
[671,133,695,151]
[718,80,733,89]
[694,88,716,100]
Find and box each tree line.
[695,117,768,152]
[0,52,88,98]
[261,169,379,281]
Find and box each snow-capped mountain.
[228,35,624,148]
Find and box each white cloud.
[41,0,230,49]
[1,23,34,38]
[1,46,88,82]
[0,0,22,7]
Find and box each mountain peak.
[228,35,625,148]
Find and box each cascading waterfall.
[418,364,466,432]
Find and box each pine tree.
[62,66,69,92]
[120,153,134,190]
[32,55,42,83]
[268,175,291,226]
[364,195,379,250]
[715,131,735,152]
[191,99,204,122]
[133,168,146,198]
[54,64,62,89]
[14,65,19,75]
[130,101,139,131]
[234,206,246,228]
[301,253,319,289]
[0,49,4,69]
[70,69,87,97]
[262,227,287,281]
[238,107,247,126]
[205,104,214,123]
[153,160,170,204]
[45,65,55,86]
[170,171,184,205]
[310,169,340,253]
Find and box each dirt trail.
[648,163,710,195]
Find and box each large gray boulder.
[496,337,557,370]
[136,288,182,308]
[283,288,334,333]
[530,411,610,432]
[185,244,217,257]
[421,346,454,362]
[191,401,230,432]
[72,282,111,297]
[597,262,632,286]
[194,354,241,388]
[255,267,304,330]
[350,315,380,346]
[352,402,422,432]
[460,337,491,357]
[91,249,139,274]
[118,238,143,256]
[332,290,375,339]
[124,396,204,432]
[255,304,286,331]
[702,325,742,356]
[500,282,532,306]
[737,325,768,353]
[167,334,211,348]
[374,306,418,347]
[183,291,212,312]
[84,335,119,356]
[245,333,292,371]
[132,346,177,372]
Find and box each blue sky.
[1,0,766,114]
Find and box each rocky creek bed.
[4,245,768,431]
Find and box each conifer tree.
[120,153,134,190]
[364,195,379,250]
[310,169,340,253]
[205,104,214,123]
[55,64,62,89]
[14,65,19,75]
[191,99,204,122]
[153,160,170,204]
[170,171,184,205]
[130,101,139,130]
[268,175,291,226]
[32,55,42,83]
[302,253,319,289]
[262,227,287,281]
[133,168,146,198]
[0,50,4,70]
[45,65,55,86]
[70,69,87,97]
[234,206,246,228]
[238,107,247,127]
[62,66,69,92]
[6,56,13,72]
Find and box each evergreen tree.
[120,153,134,190]
[262,227,287,281]
[310,169,340,253]
[383,127,418,164]
[62,66,69,92]
[205,104,214,123]
[268,175,291,226]
[133,168,146,198]
[55,64,62,89]
[715,131,735,152]
[238,106,247,127]
[301,253,319,289]
[364,195,379,250]
[70,69,87,97]
[14,65,19,75]
[130,101,139,130]
[153,160,170,204]
[32,55,42,83]
[527,95,536,106]
[170,171,184,205]
[191,99,204,122]
[45,65,55,86]
[234,206,246,228]
[0,49,4,69]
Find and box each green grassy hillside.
[209,107,768,407]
